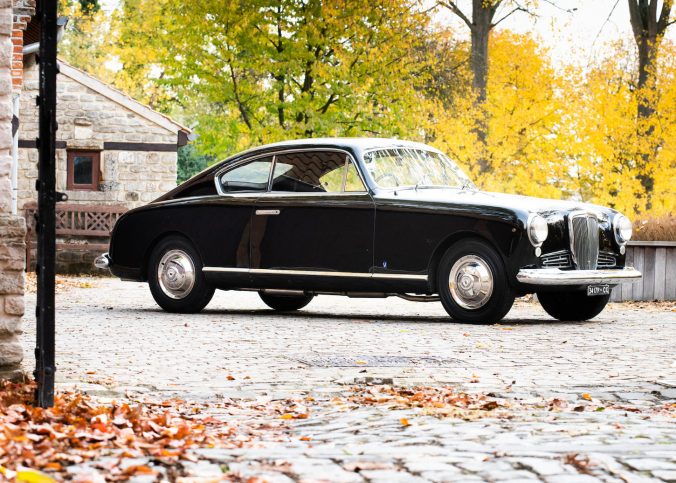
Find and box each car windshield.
[362,148,474,190]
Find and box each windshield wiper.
[461,179,474,190]
[415,184,447,190]
[393,184,462,192]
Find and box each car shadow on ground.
[121,306,594,326]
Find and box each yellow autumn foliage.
[566,40,675,216]
[429,32,675,218]
[430,32,575,200]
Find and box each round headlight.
[528,214,548,246]
[614,214,632,243]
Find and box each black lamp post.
[35,0,59,408]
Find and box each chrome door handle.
[255,209,280,216]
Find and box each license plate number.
[587,284,610,296]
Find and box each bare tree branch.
[437,0,473,29]
[589,0,621,57]
[227,64,253,131]
[541,0,577,13]
[657,0,674,32]
[491,6,527,28]
[317,93,338,114]
[627,0,644,44]
[649,0,659,34]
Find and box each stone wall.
[0,216,25,375]
[17,60,178,209]
[0,1,26,380]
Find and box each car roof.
[228,137,442,161]
[162,138,447,201]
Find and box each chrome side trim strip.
[252,268,372,278]
[516,267,642,285]
[202,267,427,281]
[372,273,428,280]
[255,192,369,198]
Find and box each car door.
[251,149,375,282]
[203,155,274,270]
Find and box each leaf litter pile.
[1,381,673,481]
[25,273,97,295]
[343,385,512,420]
[338,385,676,421]
[0,381,295,481]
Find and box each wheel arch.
[141,231,201,282]
[427,232,506,292]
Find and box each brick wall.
[11,0,33,91]
[17,61,178,209]
[0,0,28,380]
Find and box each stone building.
[15,58,190,272]
[0,0,34,379]
[17,59,190,209]
[2,0,188,376]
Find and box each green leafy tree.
[58,0,112,81]
[109,0,436,157]
[177,145,214,183]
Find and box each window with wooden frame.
[67,150,100,191]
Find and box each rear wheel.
[537,291,610,321]
[437,239,515,324]
[148,236,215,313]
[259,292,314,311]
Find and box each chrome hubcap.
[449,255,494,310]
[157,249,195,300]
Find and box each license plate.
[587,284,610,296]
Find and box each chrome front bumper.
[516,267,642,285]
[94,253,110,269]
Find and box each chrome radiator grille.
[541,250,615,269]
[569,213,599,270]
[598,252,617,268]
[541,251,572,268]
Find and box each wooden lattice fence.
[23,202,127,271]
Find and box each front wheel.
[259,292,314,311]
[537,291,610,321]
[148,236,215,313]
[437,239,515,324]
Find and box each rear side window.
[271,151,365,193]
[218,157,273,193]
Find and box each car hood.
[376,188,614,219]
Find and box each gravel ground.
[19,277,676,482]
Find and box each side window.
[271,151,366,193]
[218,157,273,193]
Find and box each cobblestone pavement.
[20,278,676,482]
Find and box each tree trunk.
[470,0,498,174]
[627,0,673,210]
[470,0,494,104]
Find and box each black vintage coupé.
[96,138,641,323]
